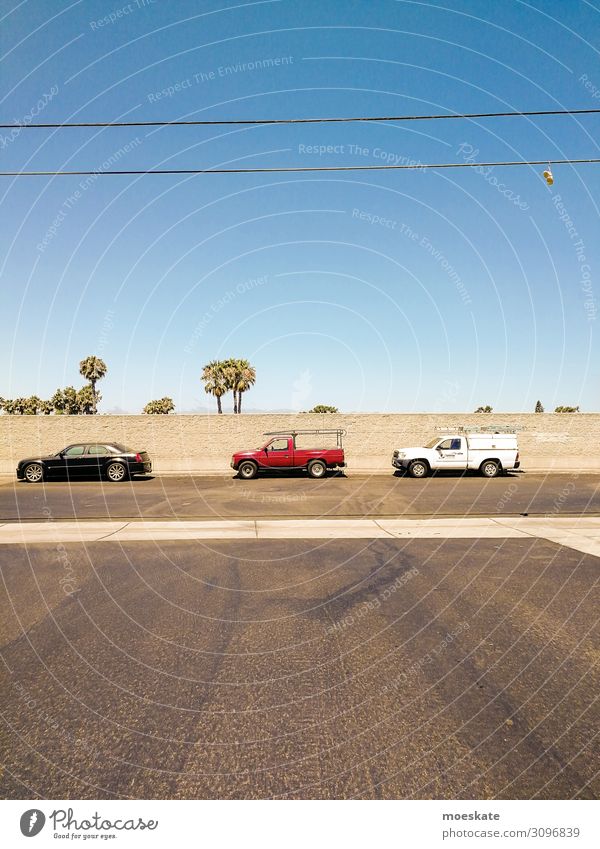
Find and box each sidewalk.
[2,515,600,556]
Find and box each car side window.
[268,439,289,451]
[439,438,461,450]
[87,445,108,455]
[63,445,86,456]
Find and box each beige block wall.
[0,413,598,474]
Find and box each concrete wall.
[0,413,598,474]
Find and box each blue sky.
[1,0,599,413]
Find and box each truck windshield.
[424,437,440,448]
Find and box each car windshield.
[424,437,440,448]
[110,444,133,453]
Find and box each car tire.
[480,460,500,478]
[238,461,258,480]
[24,463,44,483]
[106,461,127,482]
[407,460,429,479]
[307,459,327,479]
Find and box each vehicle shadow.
[392,469,521,479]
[232,469,348,480]
[18,474,156,484]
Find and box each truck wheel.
[238,461,258,480]
[480,460,500,478]
[308,459,327,479]
[408,460,429,478]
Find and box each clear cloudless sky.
[1,0,599,413]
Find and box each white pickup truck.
[392,431,520,478]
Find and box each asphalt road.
[0,538,597,800]
[1,472,599,520]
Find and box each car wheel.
[408,460,429,478]
[307,459,327,479]
[106,461,127,482]
[238,461,258,480]
[480,460,500,478]
[24,463,44,483]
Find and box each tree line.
[0,356,107,415]
[0,355,581,416]
[475,402,581,413]
[0,356,260,415]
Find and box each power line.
[3,108,600,130]
[2,158,599,176]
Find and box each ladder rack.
[434,425,522,433]
[263,428,347,447]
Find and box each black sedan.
[16,443,152,483]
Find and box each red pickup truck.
[231,430,346,479]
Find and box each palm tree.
[62,386,79,415]
[51,389,66,414]
[11,398,27,414]
[143,397,175,414]
[77,385,97,414]
[79,356,107,414]
[222,358,256,413]
[233,359,256,413]
[222,359,239,413]
[24,396,42,415]
[201,360,228,414]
